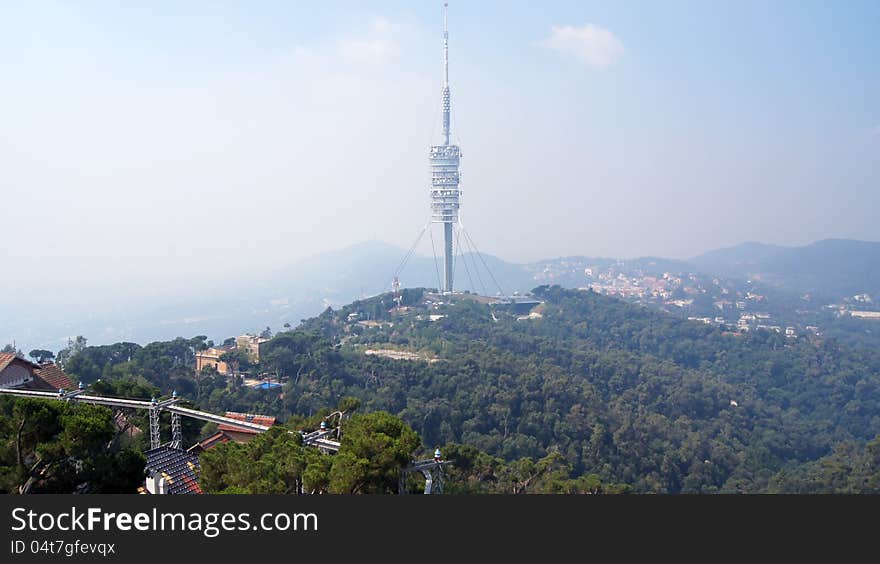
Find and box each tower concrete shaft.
[429,2,460,293]
[444,222,453,293]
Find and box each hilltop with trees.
[5,285,879,493]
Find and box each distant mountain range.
[690,239,880,299]
[6,238,879,352]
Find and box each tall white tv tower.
[395,3,504,299]
[430,2,461,293]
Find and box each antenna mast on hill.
[393,3,506,300]
[430,1,461,293]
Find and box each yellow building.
[195,335,269,375]
[195,347,231,375]
[235,334,269,363]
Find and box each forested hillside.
[265,287,880,492]
[45,286,880,493]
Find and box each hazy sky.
[1,0,878,309]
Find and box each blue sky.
[0,1,877,309]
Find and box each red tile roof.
[0,352,15,372]
[179,473,203,495]
[0,352,38,373]
[33,363,75,391]
[189,431,232,453]
[218,412,276,433]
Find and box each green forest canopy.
[44,286,880,493]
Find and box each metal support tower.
[392,276,402,309]
[423,464,443,494]
[170,413,182,449]
[149,403,161,450]
[399,458,451,494]
[430,2,461,293]
[148,394,181,450]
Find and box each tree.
[200,427,306,494]
[328,411,420,494]
[0,397,144,494]
[219,348,251,375]
[28,349,55,364]
[337,396,361,415]
[260,326,273,339]
[189,335,210,353]
[1,344,22,358]
[302,450,332,494]
[56,336,88,368]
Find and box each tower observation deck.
[430,3,460,293]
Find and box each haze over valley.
[3,238,879,354]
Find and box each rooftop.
[188,431,232,453]
[33,363,76,391]
[145,446,203,495]
[0,352,38,373]
[218,412,276,433]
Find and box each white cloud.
[541,23,624,68]
[370,16,394,35]
[291,45,313,58]
[337,37,398,65]
[336,16,412,65]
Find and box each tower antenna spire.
[443,2,449,89]
[441,2,451,146]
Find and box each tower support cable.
[459,224,487,295]
[462,226,505,297]
[455,226,476,292]
[428,225,444,292]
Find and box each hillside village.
[529,258,880,344]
